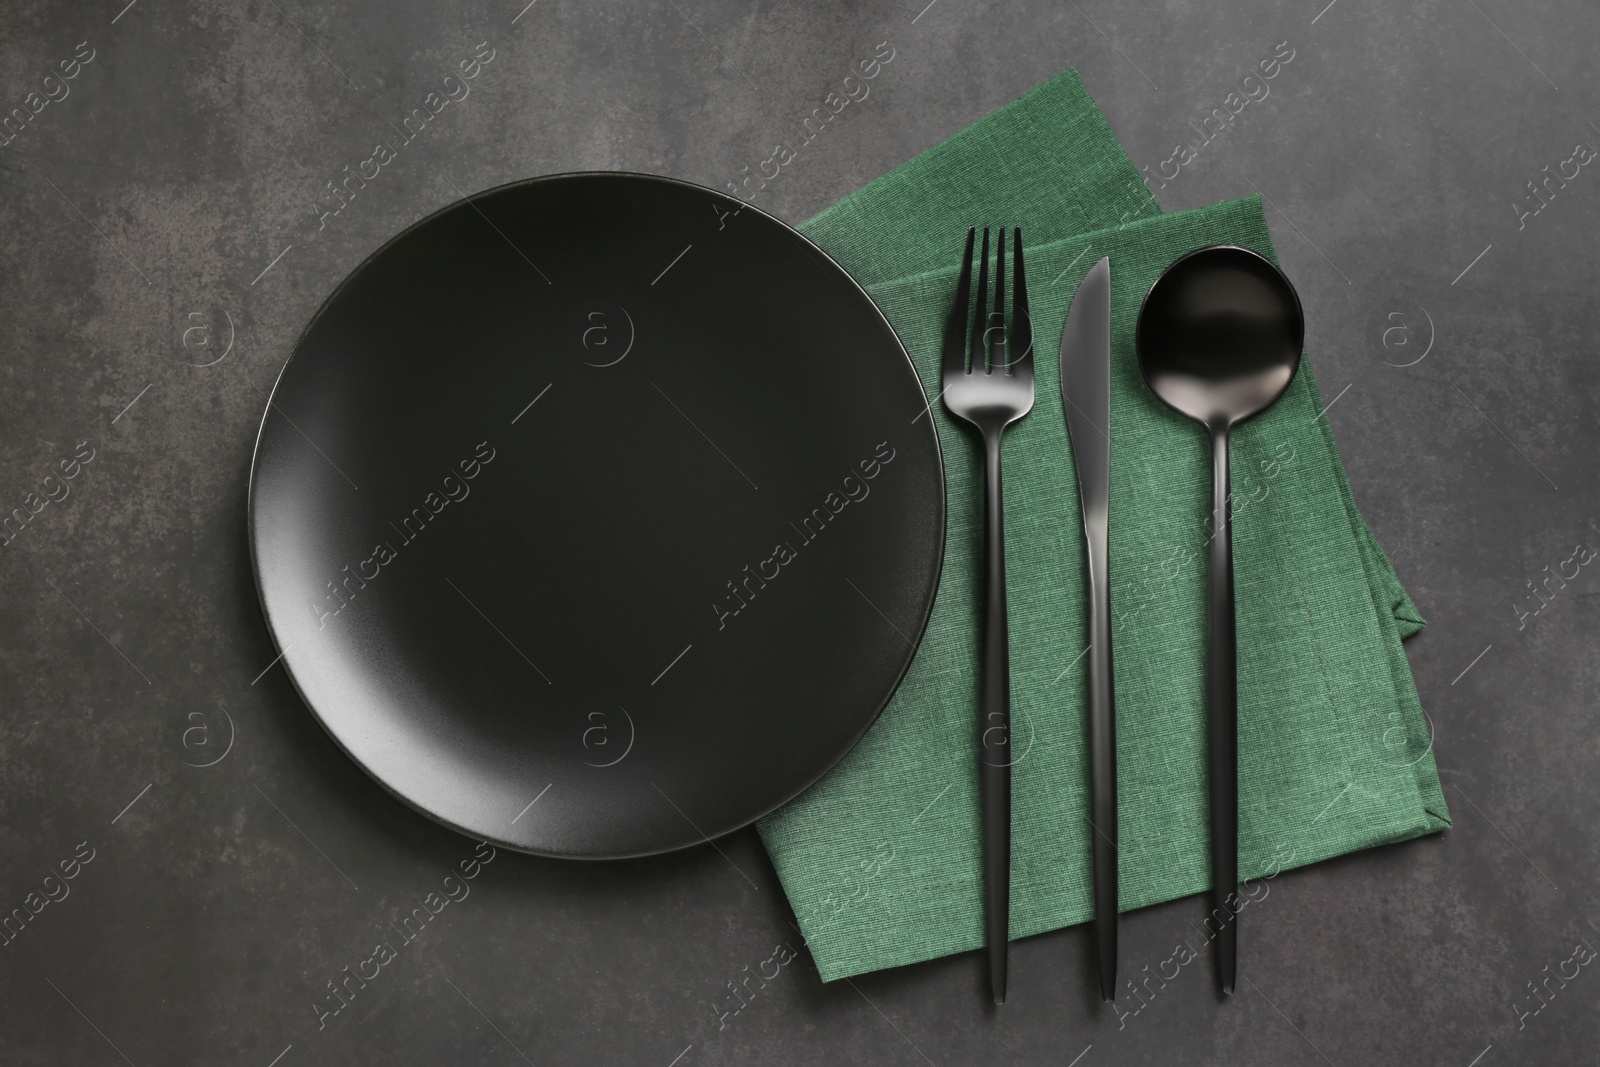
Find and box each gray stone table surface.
[1,0,1597,1064]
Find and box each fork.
[941,227,1033,1005]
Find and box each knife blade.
[1059,256,1118,1002]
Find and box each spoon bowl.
[1136,245,1304,429]
[1134,244,1304,999]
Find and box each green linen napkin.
[756,70,1448,983]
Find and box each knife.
[1059,256,1118,1002]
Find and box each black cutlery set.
[942,229,1304,1003]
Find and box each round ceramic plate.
[248,172,945,858]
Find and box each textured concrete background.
[1,0,1597,1064]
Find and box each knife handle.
[979,431,1011,1006]
[1207,425,1239,996]
[1083,513,1118,1002]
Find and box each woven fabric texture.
[755,70,1447,983]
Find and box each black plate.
[248,172,945,858]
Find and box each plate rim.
[246,169,947,860]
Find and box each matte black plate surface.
[248,173,945,858]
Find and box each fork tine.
[943,227,976,382]
[1011,227,1032,377]
[991,228,1006,374]
[969,228,990,378]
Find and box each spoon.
[1134,245,1303,997]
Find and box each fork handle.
[979,430,1012,1005]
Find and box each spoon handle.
[980,430,1012,1005]
[1208,425,1239,996]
